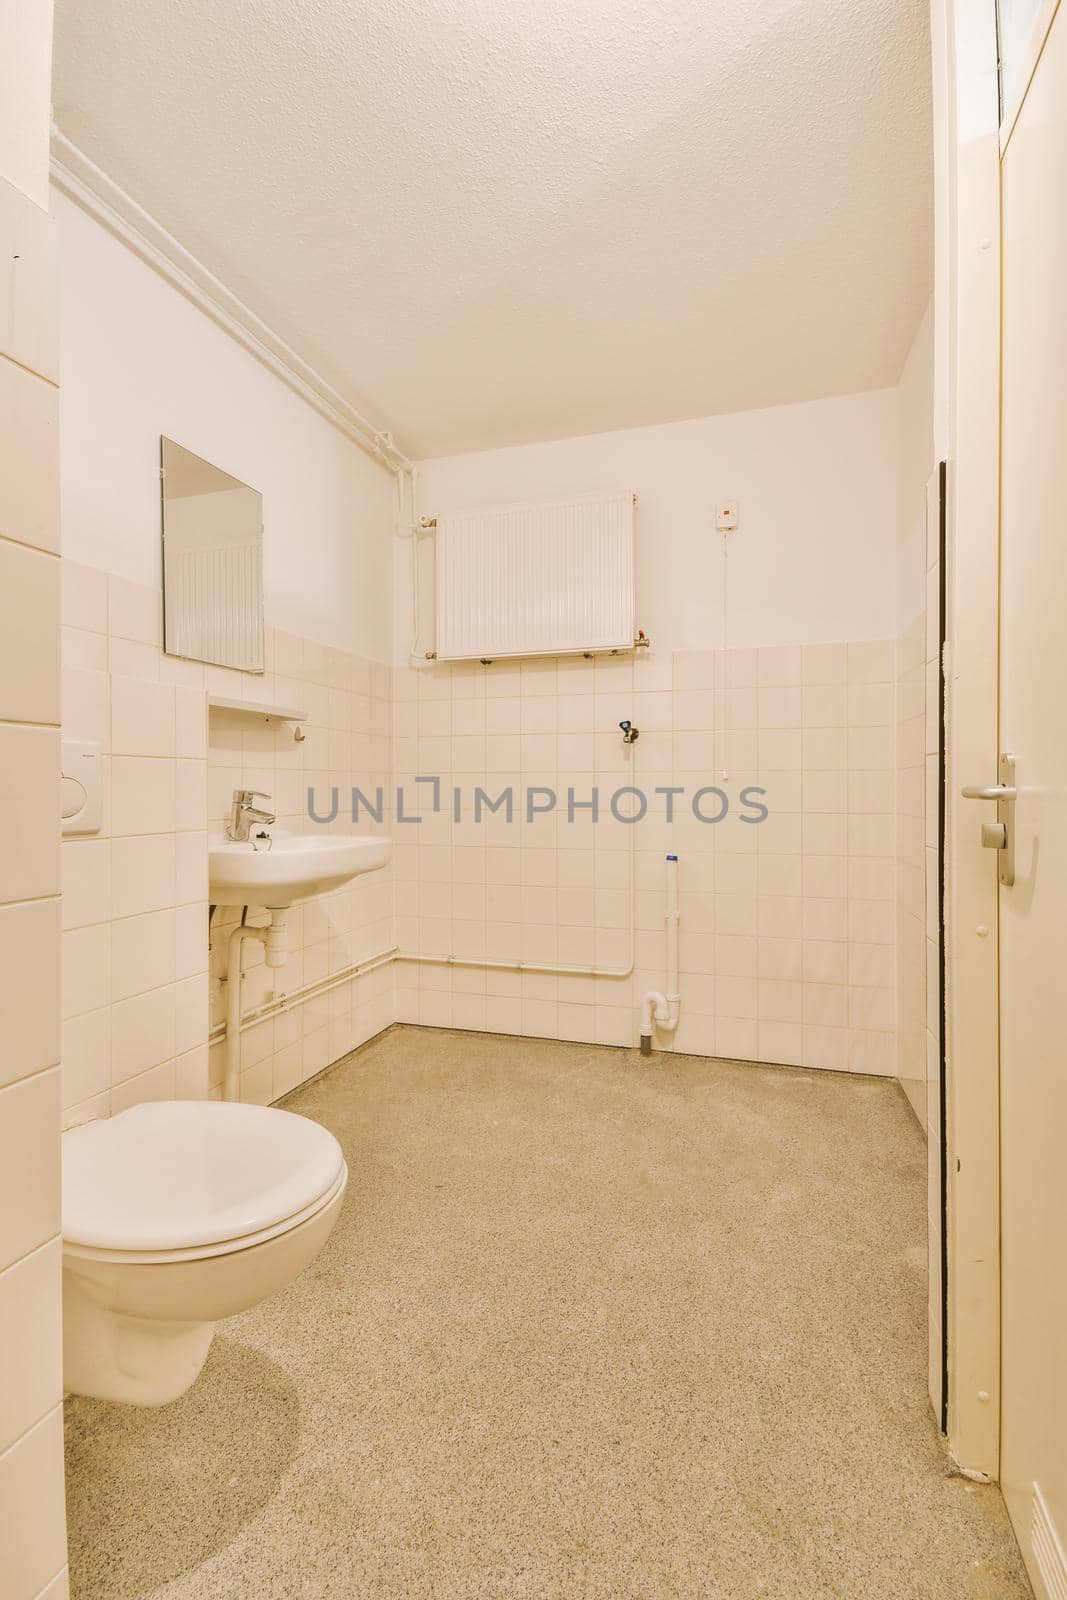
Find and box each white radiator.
[433,490,635,661]
[164,542,264,671]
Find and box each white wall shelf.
[208,695,307,721]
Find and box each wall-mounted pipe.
[208,944,400,1048]
[396,814,638,983]
[639,854,680,1056]
[50,133,414,475]
[223,908,289,1100]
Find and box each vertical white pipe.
[639,853,681,1055]
[224,923,250,1102]
[224,912,286,1100]
[664,852,679,1014]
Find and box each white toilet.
[61,1100,348,1406]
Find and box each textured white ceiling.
[53,0,932,459]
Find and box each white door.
[994,5,1067,1592]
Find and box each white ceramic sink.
[209,832,391,908]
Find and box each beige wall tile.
[0,1240,61,1455]
[0,900,60,1088]
[110,833,175,920]
[175,903,208,979]
[61,562,108,634]
[174,831,208,905]
[108,575,161,645]
[175,686,207,758]
[0,726,59,901]
[61,1007,111,1113]
[0,1069,59,1266]
[111,909,176,1002]
[174,759,208,830]
[801,642,848,685]
[175,1043,209,1099]
[1,77,65,1584]
[61,924,110,1021]
[173,973,208,1056]
[0,359,58,554]
[847,639,895,684]
[61,626,107,673]
[61,666,109,747]
[110,985,176,1083]
[0,0,53,207]
[109,637,159,680]
[110,756,176,835]
[0,179,57,382]
[60,839,110,931]
[110,1059,176,1114]
[110,676,175,757]
[0,1406,67,1600]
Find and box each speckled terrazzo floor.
[64,1026,1031,1600]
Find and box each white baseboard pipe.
[640,853,680,1056]
[393,820,638,981]
[208,944,399,1047]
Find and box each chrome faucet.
[228,788,276,842]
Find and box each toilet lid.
[62,1101,347,1253]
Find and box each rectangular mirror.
[161,437,264,672]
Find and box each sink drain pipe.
[639,854,680,1056]
[224,908,290,1100]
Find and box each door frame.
[933,0,1002,1479]
[999,0,1064,152]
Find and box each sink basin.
[209,832,391,908]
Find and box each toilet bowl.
[61,1100,348,1406]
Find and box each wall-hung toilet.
[61,1100,348,1406]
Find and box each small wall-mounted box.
[61,739,103,835]
[716,500,739,531]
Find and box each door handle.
[960,753,1016,886]
[960,784,1016,800]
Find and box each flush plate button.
[61,739,102,835]
[61,774,88,818]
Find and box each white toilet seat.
[64,1164,349,1265]
[63,1099,346,1258]
[61,1100,349,1405]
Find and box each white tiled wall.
[205,634,394,1102]
[60,565,211,1124]
[0,154,69,1600]
[395,636,898,1074]
[897,608,927,1121]
[60,563,906,1093]
[60,569,397,1122]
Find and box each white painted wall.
[896,297,935,630]
[402,388,899,662]
[57,193,395,662]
